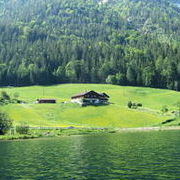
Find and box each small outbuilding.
[71,90,109,106]
[37,99,56,104]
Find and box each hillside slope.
[0,0,179,90]
[0,84,179,128]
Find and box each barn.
[37,99,56,104]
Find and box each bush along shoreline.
[0,127,117,140]
[1,125,180,141]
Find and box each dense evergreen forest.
[0,0,179,90]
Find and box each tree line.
[0,0,179,90]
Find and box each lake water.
[0,131,180,179]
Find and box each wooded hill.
[0,0,180,90]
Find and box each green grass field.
[0,84,179,128]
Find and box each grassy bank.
[0,84,179,128]
[0,128,115,140]
[1,126,180,141]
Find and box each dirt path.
[27,126,180,132]
[115,126,180,132]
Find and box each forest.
[0,0,179,90]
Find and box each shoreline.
[0,126,180,141]
[116,126,180,132]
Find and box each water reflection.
[0,131,180,179]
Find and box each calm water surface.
[0,131,180,179]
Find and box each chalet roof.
[99,93,109,98]
[71,91,94,99]
[71,90,109,99]
[72,91,91,97]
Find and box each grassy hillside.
[0,84,179,128]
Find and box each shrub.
[0,98,4,105]
[137,103,142,107]
[1,91,10,100]
[161,105,168,114]
[132,103,137,109]
[0,111,13,135]
[132,103,136,106]
[16,125,30,134]
[127,101,133,108]
[127,101,142,109]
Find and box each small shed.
[37,99,56,104]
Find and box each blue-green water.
[0,131,180,179]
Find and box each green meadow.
[0,84,179,128]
